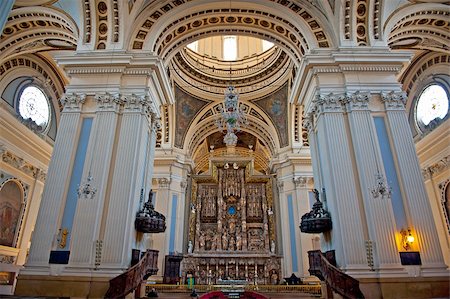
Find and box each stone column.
[312,92,368,273]
[101,94,154,269]
[26,93,86,267]
[68,93,120,268]
[344,91,401,272]
[382,92,447,272]
[293,176,315,278]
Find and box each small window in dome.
[223,36,237,61]
[18,85,50,131]
[416,84,449,128]
[187,41,198,52]
[262,39,274,52]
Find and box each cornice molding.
[422,155,450,180]
[0,146,47,182]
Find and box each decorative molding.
[313,92,346,114]
[302,114,314,133]
[344,91,370,111]
[438,179,449,234]
[0,254,16,264]
[60,93,86,111]
[311,65,402,75]
[381,91,407,111]
[153,178,171,189]
[277,181,284,193]
[422,155,450,180]
[1,148,47,182]
[95,93,121,111]
[94,239,103,269]
[180,181,187,192]
[293,176,313,188]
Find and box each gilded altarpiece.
[183,161,281,285]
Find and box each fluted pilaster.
[69,94,120,266]
[101,95,151,267]
[382,93,446,269]
[26,94,85,266]
[345,92,400,269]
[314,93,367,270]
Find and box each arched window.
[0,180,23,247]
[223,36,237,61]
[17,85,50,133]
[415,83,449,133]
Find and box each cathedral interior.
[0,1,449,298]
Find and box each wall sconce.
[400,229,415,250]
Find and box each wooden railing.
[104,249,159,299]
[308,250,365,299]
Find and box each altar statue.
[188,240,193,253]
[199,232,206,250]
[222,229,229,250]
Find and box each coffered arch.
[384,2,449,54]
[0,6,78,61]
[185,106,280,159]
[128,0,336,63]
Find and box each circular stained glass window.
[18,86,50,129]
[416,84,449,127]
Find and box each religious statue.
[199,232,206,250]
[270,240,275,254]
[229,236,236,251]
[236,231,242,251]
[222,229,229,250]
[210,232,217,251]
[188,240,193,253]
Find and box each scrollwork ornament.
[121,94,149,111]
[313,92,345,114]
[95,92,120,111]
[60,93,86,111]
[344,91,370,111]
[302,114,314,133]
[381,91,407,111]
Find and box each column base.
[359,276,450,299]
[15,274,110,297]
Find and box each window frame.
[413,78,450,135]
[15,83,52,134]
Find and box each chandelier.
[216,86,247,146]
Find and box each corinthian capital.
[313,92,345,114]
[60,93,86,111]
[344,91,370,111]
[121,94,151,111]
[293,176,313,188]
[95,93,120,110]
[381,91,407,111]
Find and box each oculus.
[18,85,50,131]
[416,84,449,130]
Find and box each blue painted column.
[169,194,178,254]
[287,194,298,273]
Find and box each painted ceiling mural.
[174,84,210,148]
[252,83,289,148]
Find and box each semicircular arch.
[0,6,78,61]
[128,0,335,63]
[185,109,280,159]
